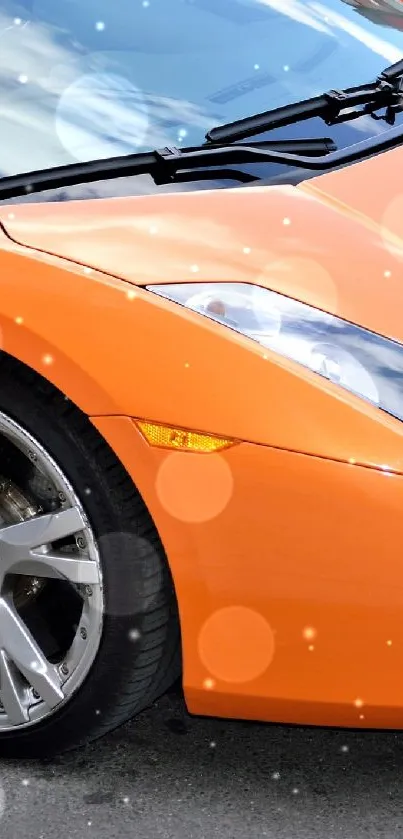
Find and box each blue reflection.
[152,281,403,422]
[0,0,402,180]
[276,307,403,421]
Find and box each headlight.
[146,282,403,422]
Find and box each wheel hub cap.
[0,413,104,730]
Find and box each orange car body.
[1,144,403,729]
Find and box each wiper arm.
[206,57,403,144]
[1,114,403,200]
[2,59,403,201]
[0,137,335,200]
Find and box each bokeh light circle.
[257,256,339,314]
[94,532,163,617]
[199,606,275,683]
[156,452,233,523]
[56,73,149,162]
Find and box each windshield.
[1,0,403,179]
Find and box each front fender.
[1,229,403,472]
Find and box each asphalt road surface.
[0,685,402,839]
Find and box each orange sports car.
[1,0,403,757]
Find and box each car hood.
[1,145,403,343]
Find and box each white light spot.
[95,21,105,30]
[56,72,149,163]
[349,458,356,465]
[14,17,22,25]
[359,714,365,720]
[18,74,28,84]
[243,246,251,254]
[387,639,393,646]
[254,63,260,71]
[283,217,291,226]
[149,225,158,235]
[15,316,23,325]
[95,709,101,715]
[283,65,290,72]
[178,129,188,139]
[128,628,141,642]
[126,290,136,301]
[88,821,92,827]
[83,266,92,274]
[308,644,314,652]
[142,0,150,6]
[8,213,15,220]
[203,678,215,690]
[42,354,53,366]
[184,362,190,368]
[210,741,216,749]
[340,745,349,753]
[122,796,130,804]
[384,270,392,278]
[303,626,316,641]
[272,772,280,780]
[354,698,364,708]
[292,788,299,795]
[84,487,92,495]
[190,264,200,273]
[21,779,30,787]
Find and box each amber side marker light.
[135,421,238,453]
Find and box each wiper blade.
[0,137,335,200]
[1,117,403,200]
[2,60,403,201]
[206,57,403,144]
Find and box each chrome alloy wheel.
[0,412,103,730]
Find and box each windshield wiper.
[0,137,336,199]
[1,58,403,200]
[206,57,403,144]
[2,58,403,201]
[0,124,402,199]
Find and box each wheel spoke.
[12,551,101,585]
[0,650,29,724]
[0,598,64,708]
[0,411,105,733]
[0,506,100,584]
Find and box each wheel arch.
[0,314,120,415]
[0,241,143,416]
[0,350,183,646]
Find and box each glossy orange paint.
[1,146,403,728]
[93,415,403,729]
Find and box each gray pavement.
[0,685,402,839]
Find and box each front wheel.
[0,357,181,758]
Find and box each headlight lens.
[146,282,403,422]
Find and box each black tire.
[0,353,181,758]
